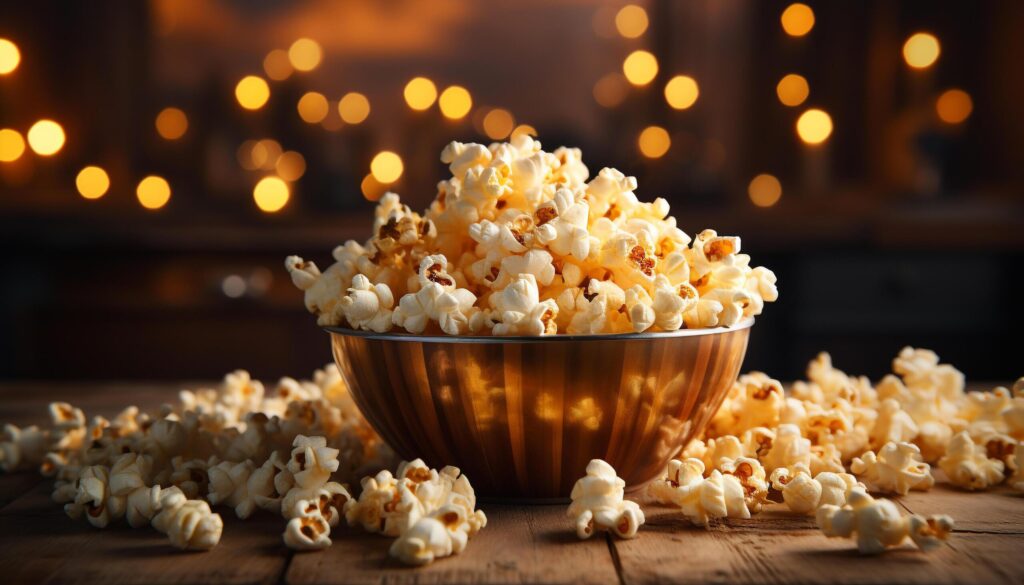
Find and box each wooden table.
[1,383,1021,585]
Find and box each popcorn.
[153,493,224,551]
[207,460,260,519]
[345,469,424,537]
[769,466,860,514]
[0,424,48,472]
[648,458,749,526]
[761,424,811,472]
[125,485,166,528]
[283,499,333,551]
[817,489,953,555]
[390,504,471,566]
[287,435,340,489]
[719,456,769,512]
[938,431,1005,490]
[567,459,645,539]
[850,442,934,495]
[286,138,777,335]
[1009,442,1024,492]
[66,465,125,528]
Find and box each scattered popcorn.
[283,499,333,551]
[568,459,645,539]
[850,442,934,495]
[0,424,48,472]
[769,465,861,514]
[154,493,224,551]
[390,504,472,566]
[648,458,748,526]
[817,489,953,555]
[938,431,1005,491]
[1009,442,1024,492]
[286,136,777,335]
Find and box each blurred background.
[0,0,1021,382]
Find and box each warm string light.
[638,126,671,158]
[781,3,815,37]
[796,108,833,145]
[275,151,307,181]
[593,72,628,108]
[76,166,110,200]
[404,77,438,111]
[438,86,472,120]
[370,151,404,184]
[482,108,514,140]
[936,89,972,124]
[664,75,699,110]
[297,91,329,124]
[288,38,322,72]
[748,174,782,207]
[622,50,658,86]
[0,38,20,75]
[903,32,940,69]
[614,5,649,39]
[235,76,270,110]
[136,176,171,210]
[155,107,188,140]
[338,92,371,124]
[361,173,386,201]
[253,176,290,212]
[27,120,65,156]
[776,74,809,107]
[263,49,293,81]
[0,129,25,162]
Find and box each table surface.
[0,382,1021,585]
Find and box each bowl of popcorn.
[286,136,778,499]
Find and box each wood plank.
[895,482,1024,534]
[0,473,43,510]
[613,501,1024,585]
[285,503,621,585]
[0,481,289,585]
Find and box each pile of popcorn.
[0,366,486,565]
[286,135,778,336]
[568,347,1021,554]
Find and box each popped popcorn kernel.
[851,442,934,495]
[568,459,645,538]
[816,489,953,555]
[938,431,1004,491]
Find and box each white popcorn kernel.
[207,460,259,519]
[390,503,473,566]
[567,459,645,539]
[534,189,591,261]
[817,489,953,555]
[938,431,1004,490]
[851,442,934,495]
[624,285,655,333]
[870,399,919,450]
[648,458,748,526]
[719,457,769,513]
[288,435,340,489]
[770,466,860,514]
[702,435,744,472]
[651,280,698,332]
[809,443,846,475]
[109,453,153,497]
[0,424,48,472]
[159,498,224,551]
[346,470,424,537]
[1007,442,1023,492]
[283,499,333,551]
[125,485,165,528]
[491,274,559,336]
[284,256,350,326]
[340,274,394,333]
[761,424,811,472]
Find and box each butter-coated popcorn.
[761,424,811,472]
[67,464,125,528]
[648,458,749,526]
[286,138,777,335]
[938,431,1004,490]
[817,489,953,555]
[568,459,645,539]
[719,456,769,512]
[851,442,934,495]
[490,274,559,336]
[1009,442,1024,492]
[346,469,424,536]
[769,466,860,514]
[288,435,340,489]
[283,499,333,550]
[155,495,224,551]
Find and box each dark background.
[1,0,1021,383]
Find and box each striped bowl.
[326,319,752,501]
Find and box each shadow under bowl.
[326,319,752,500]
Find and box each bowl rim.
[323,316,754,344]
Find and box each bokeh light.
[297,91,329,123]
[748,174,782,207]
[623,50,659,86]
[288,38,322,72]
[903,33,941,69]
[136,176,171,210]
[615,5,649,39]
[155,107,188,140]
[221,275,247,298]
[0,129,25,162]
[781,3,815,37]
[251,139,282,170]
[796,108,833,145]
[338,92,371,124]
[438,86,473,120]
[936,89,973,124]
[370,151,404,184]
[638,126,671,158]
[235,76,270,110]
[27,120,65,156]
[275,151,307,181]
[511,124,538,139]
[404,77,438,111]
[76,166,110,200]
[361,174,386,202]
[263,49,293,81]
[253,176,290,212]
[482,108,515,140]
[776,74,810,107]
[664,75,699,110]
[0,38,20,75]
[593,72,629,108]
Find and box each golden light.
[903,33,941,69]
[438,86,473,120]
[253,176,290,213]
[614,5,649,39]
[297,92,329,124]
[263,49,293,81]
[288,38,322,72]
[748,174,782,207]
[155,107,188,140]
[27,120,65,156]
[780,3,815,37]
[664,75,699,110]
[796,108,833,145]
[136,176,171,210]
[593,72,628,108]
[76,166,110,200]
[361,173,386,202]
[338,92,371,124]
[235,76,270,110]
[0,129,25,162]
[370,151,404,184]
[511,124,538,139]
[275,151,306,181]
[482,108,515,140]
[0,38,20,75]
[776,74,809,107]
[622,50,658,86]
[638,126,671,159]
[251,139,282,170]
[404,77,438,111]
[936,89,973,124]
